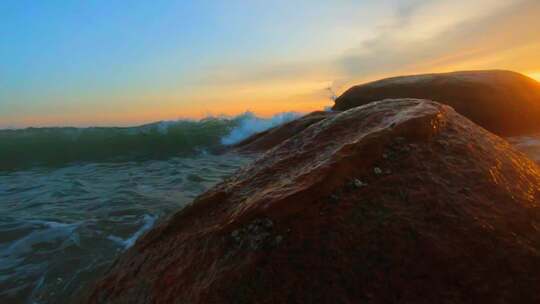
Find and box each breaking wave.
[0,111,300,171]
[220,112,299,145]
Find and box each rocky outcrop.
[333,70,540,136]
[87,99,540,304]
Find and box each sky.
[1,0,539,128]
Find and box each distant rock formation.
[333,70,540,136]
[87,99,540,303]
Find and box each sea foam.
[220,111,300,145]
[108,214,157,249]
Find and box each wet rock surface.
[333,70,540,136]
[229,218,282,251]
[87,99,540,304]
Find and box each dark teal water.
[0,154,254,303]
[0,112,298,171]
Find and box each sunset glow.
[528,72,540,81]
[1,0,539,128]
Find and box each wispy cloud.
[337,0,540,87]
[194,0,540,97]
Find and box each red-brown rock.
[333,70,540,136]
[87,99,540,304]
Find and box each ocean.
[0,112,298,304]
[0,111,538,304]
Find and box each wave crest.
[220,111,299,145]
[0,112,300,170]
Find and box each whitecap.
[220,111,300,145]
[108,214,157,250]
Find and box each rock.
[333,70,540,136]
[232,218,276,251]
[87,99,540,304]
[328,194,340,204]
[352,178,366,188]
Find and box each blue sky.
[1,0,539,127]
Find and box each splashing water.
[107,214,157,249]
[220,111,300,145]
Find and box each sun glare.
[527,72,540,81]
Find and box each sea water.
[0,112,298,304]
